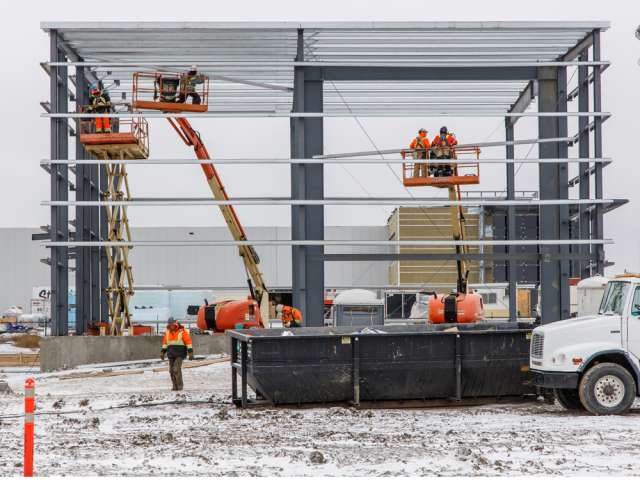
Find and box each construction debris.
[0,380,12,394]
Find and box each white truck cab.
[531,275,640,415]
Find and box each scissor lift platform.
[79,119,149,160]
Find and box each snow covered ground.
[1,360,640,476]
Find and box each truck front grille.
[530,332,544,358]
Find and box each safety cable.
[0,398,230,421]
[328,81,456,287]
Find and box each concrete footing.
[40,334,229,372]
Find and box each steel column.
[100,162,109,323]
[578,50,592,278]
[592,31,605,274]
[90,156,101,325]
[74,66,90,335]
[505,120,517,322]
[556,67,571,319]
[49,30,69,336]
[290,30,325,326]
[537,66,563,323]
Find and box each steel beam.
[507,81,537,127]
[592,30,605,274]
[323,252,596,262]
[505,120,518,322]
[578,50,592,278]
[41,157,614,166]
[559,32,594,62]
[49,30,69,336]
[44,239,611,248]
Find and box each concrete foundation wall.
[40,334,229,372]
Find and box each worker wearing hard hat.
[409,128,431,178]
[278,305,303,328]
[88,82,112,133]
[431,126,458,177]
[160,317,194,391]
[178,65,205,105]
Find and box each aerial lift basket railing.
[79,117,150,159]
[401,146,480,188]
[132,71,209,113]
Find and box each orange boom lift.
[401,143,484,324]
[132,71,268,332]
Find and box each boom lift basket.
[132,71,209,113]
[79,117,149,159]
[401,146,481,188]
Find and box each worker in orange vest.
[431,126,458,177]
[160,317,194,391]
[88,82,112,133]
[409,128,431,178]
[280,305,303,328]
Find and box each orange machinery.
[197,297,263,332]
[132,71,269,332]
[401,144,484,324]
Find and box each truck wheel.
[578,363,637,415]
[554,388,584,410]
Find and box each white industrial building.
[0,225,390,313]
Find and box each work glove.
[160,351,165,361]
[188,351,194,361]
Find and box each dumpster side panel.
[358,334,457,401]
[461,331,533,397]
[248,336,353,404]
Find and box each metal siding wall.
[1,226,389,314]
[0,229,51,312]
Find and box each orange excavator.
[132,71,268,332]
[401,140,484,324]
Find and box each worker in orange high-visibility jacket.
[88,83,112,133]
[161,317,194,391]
[280,305,303,328]
[430,126,458,176]
[409,128,431,178]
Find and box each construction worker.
[88,82,112,133]
[280,305,303,328]
[431,126,458,177]
[178,65,205,105]
[160,317,194,391]
[155,74,180,103]
[409,128,431,178]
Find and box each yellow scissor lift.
[79,116,149,335]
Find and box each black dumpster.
[227,323,535,407]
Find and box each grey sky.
[1,0,638,273]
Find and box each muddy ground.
[1,361,639,476]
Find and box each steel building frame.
[40,21,616,332]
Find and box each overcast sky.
[0,0,639,273]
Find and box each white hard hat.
[275,304,283,314]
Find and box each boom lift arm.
[167,117,269,308]
[448,182,470,295]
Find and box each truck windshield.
[598,281,630,315]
